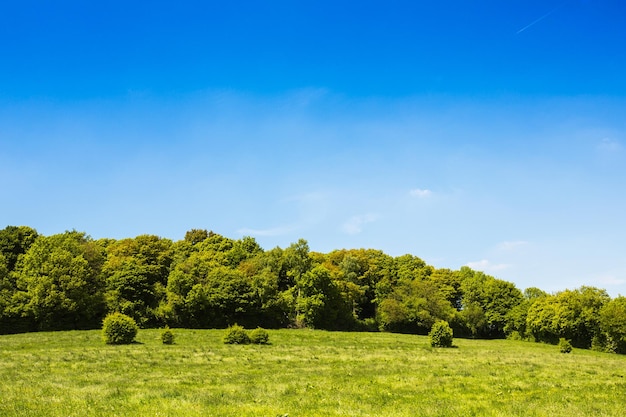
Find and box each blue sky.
[1,0,625,295]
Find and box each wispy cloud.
[237,226,295,237]
[595,274,626,286]
[497,240,529,251]
[341,213,378,235]
[597,138,622,153]
[237,191,332,240]
[409,188,432,198]
[466,259,510,272]
[283,191,328,207]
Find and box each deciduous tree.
[103,235,173,325]
[14,231,106,330]
[599,296,626,353]
[0,226,39,271]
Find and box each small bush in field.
[558,338,573,353]
[249,327,270,345]
[161,327,175,344]
[223,324,250,344]
[507,331,523,341]
[429,320,454,348]
[102,313,138,345]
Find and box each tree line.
[1,225,625,353]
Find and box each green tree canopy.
[13,231,106,330]
[599,296,626,353]
[295,265,352,329]
[459,268,523,338]
[0,225,39,271]
[378,278,455,334]
[526,286,609,348]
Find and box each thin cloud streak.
[516,2,569,34]
[342,214,378,235]
[598,138,622,153]
[466,259,511,272]
[497,240,529,251]
[409,188,432,198]
[596,274,626,286]
[237,226,295,237]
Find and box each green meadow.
[1,329,625,416]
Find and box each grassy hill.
[1,329,625,416]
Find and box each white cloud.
[595,274,626,286]
[283,191,328,209]
[237,226,294,237]
[597,138,622,153]
[237,191,331,239]
[409,188,432,198]
[497,240,529,251]
[466,259,510,272]
[341,213,378,235]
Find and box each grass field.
[1,329,625,416]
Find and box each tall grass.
[1,329,625,416]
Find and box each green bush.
[429,320,454,348]
[102,312,138,345]
[161,326,175,345]
[223,324,250,345]
[354,318,379,332]
[249,327,270,344]
[558,338,573,354]
[507,331,523,341]
[592,334,620,354]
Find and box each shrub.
[429,320,454,348]
[223,324,250,345]
[249,327,270,345]
[592,334,620,354]
[102,312,138,345]
[354,318,379,332]
[161,326,175,345]
[558,338,573,354]
[507,331,523,341]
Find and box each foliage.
[1,225,626,358]
[502,287,550,340]
[458,302,487,338]
[161,236,265,328]
[429,320,454,347]
[558,338,573,353]
[599,296,626,353]
[102,312,138,344]
[295,265,352,330]
[591,333,619,354]
[0,225,39,271]
[161,326,175,344]
[526,287,609,348]
[238,252,293,328]
[428,268,463,310]
[524,287,549,300]
[184,229,210,245]
[103,235,173,326]
[223,324,250,344]
[459,268,523,338]
[11,231,106,331]
[378,278,454,334]
[322,249,393,321]
[507,330,524,341]
[249,327,270,344]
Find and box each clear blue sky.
[1,0,625,296]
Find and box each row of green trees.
[1,225,625,352]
